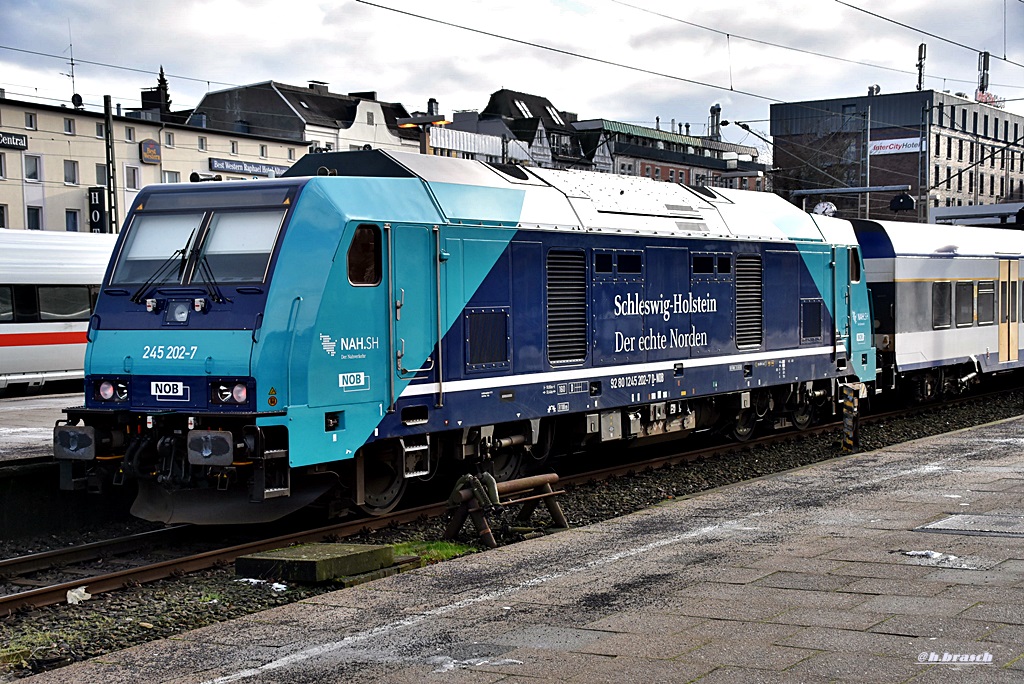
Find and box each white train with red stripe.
[0,230,117,392]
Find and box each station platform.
[23,416,1024,683]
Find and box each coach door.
[386,223,441,407]
[998,259,1018,364]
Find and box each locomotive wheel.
[731,408,756,441]
[792,402,814,430]
[359,446,408,516]
[490,448,526,482]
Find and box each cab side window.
[347,224,381,286]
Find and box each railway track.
[1,387,1018,616]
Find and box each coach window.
[38,286,90,321]
[978,281,995,325]
[0,286,12,321]
[955,282,974,327]
[931,282,952,329]
[347,225,381,286]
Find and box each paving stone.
[828,560,943,580]
[763,607,889,630]
[782,650,922,681]
[564,655,716,683]
[575,630,710,659]
[751,570,860,592]
[922,567,1024,586]
[691,666,835,684]
[855,592,980,616]
[868,614,1004,639]
[838,576,951,596]
[677,639,817,671]
[582,611,706,634]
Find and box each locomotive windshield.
[110,208,287,286]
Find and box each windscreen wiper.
[130,229,196,303]
[194,255,230,304]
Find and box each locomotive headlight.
[96,380,129,402]
[98,380,114,400]
[164,301,190,324]
[212,381,249,405]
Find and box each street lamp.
[396,114,451,155]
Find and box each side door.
[998,258,1019,363]
[387,223,439,406]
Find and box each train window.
[617,253,642,274]
[200,209,286,283]
[466,309,510,369]
[594,253,613,274]
[800,300,822,341]
[931,282,952,329]
[692,255,714,274]
[347,225,381,286]
[0,286,11,322]
[849,248,861,283]
[717,256,731,275]
[978,281,996,325]
[38,286,90,321]
[111,213,204,284]
[955,282,974,327]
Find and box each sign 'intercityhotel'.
[868,137,923,156]
[0,132,29,150]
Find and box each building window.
[65,209,80,232]
[287,148,295,161]
[367,112,374,126]
[25,112,36,130]
[0,205,6,229]
[0,152,5,179]
[125,165,140,191]
[957,139,963,161]
[514,99,533,118]
[95,122,105,138]
[990,174,995,196]
[26,206,42,230]
[669,169,675,182]
[654,168,661,180]
[164,132,174,147]
[946,137,952,159]
[945,166,951,190]
[230,140,238,155]
[25,155,41,182]
[933,164,939,185]
[96,163,108,186]
[198,136,207,151]
[63,117,75,135]
[162,170,180,183]
[949,106,956,130]
[63,159,79,185]
[546,105,565,126]
[934,133,940,156]
[125,126,135,142]
[259,144,268,159]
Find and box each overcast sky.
[2,0,1021,155]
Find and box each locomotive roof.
[0,230,116,285]
[288,149,849,245]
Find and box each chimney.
[709,104,721,141]
[307,80,329,95]
[671,118,676,133]
[685,122,690,135]
[656,116,661,131]
[428,98,439,116]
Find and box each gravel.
[1,389,1021,679]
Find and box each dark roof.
[281,150,415,178]
[194,82,419,141]
[483,89,575,135]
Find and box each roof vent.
[308,80,329,95]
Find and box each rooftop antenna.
[61,20,83,108]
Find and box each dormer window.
[546,106,564,126]
[514,99,532,118]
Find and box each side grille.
[546,250,588,364]
[735,255,763,349]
